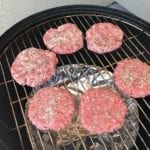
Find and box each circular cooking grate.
[0,5,149,150]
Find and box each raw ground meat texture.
[86,22,123,54]
[79,87,127,134]
[28,87,75,131]
[43,23,84,54]
[11,47,58,87]
[114,58,150,98]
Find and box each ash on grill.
[26,64,139,150]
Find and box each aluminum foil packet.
[26,64,139,150]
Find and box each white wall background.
[0,0,150,36]
[116,0,150,23]
[0,0,113,36]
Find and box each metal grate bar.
[66,15,115,72]
[100,17,150,121]
[107,19,150,112]
[122,125,139,150]
[30,26,72,150]
[57,18,114,150]
[58,132,67,150]
[112,20,150,59]
[113,21,150,110]
[47,131,56,150]
[74,127,87,150]
[36,130,46,150]
[20,31,56,150]
[87,16,141,149]
[87,132,98,150]
[18,31,55,148]
[97,15,150,118]
[65,132,77,150]
[85,15,149,148]
[0,62,25,150]
[70,15,113,84]
[120,22,150,56]
[10,124,26,131]
[98,136,108,150]
[58,18,100,91]
[36,23,83,150]
[90,15,147,63]
[6,43,35,149]
[0,79,14,85]
[11,94,33,104]
[20,15,150,149]
[61,16,128,150]
[134,100,150,123]
[116,130,129,150]
[0,12,149,150]
[117,22,149,63]
[57,56,87,150]
[84,15,125,64]
[71,14,131,149]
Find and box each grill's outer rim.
[0,4,150,56]
[0,4,149,150]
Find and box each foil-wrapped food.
[26,64,139,150]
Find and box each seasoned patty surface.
[11,47,58,87]
[43,23,84,54]
[28,87,75,131]
[114,59,150,98]
[86,22,123,54]
[79,87,127,134]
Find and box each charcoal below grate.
[25,64,139,150]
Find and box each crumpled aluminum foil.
[26,64,139,150]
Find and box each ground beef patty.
[43,23,84,54]
[28,87,75,131]
[11,47,58,87]
[79,87,127,134]
[114,58,150,98]
[86,23,123,54]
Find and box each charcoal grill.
[0,5,149,150]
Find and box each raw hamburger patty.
[43,23,84,54]
[28,87,75,131]
[86,23,123,54]
[114,58,150,98]
[79,87,127,134]
[11,47,58,87]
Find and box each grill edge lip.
[0,4,150,56]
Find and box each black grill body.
[0,5,149,150]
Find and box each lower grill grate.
[0,6,149,150]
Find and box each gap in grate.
[32,28,47,49]
[11,129,24,150]
[20,126,32,150]
[20,33,37,49]
[13,102,25,126]
[136,54,150,64]
[123,40,143,55]
[21,98,28,114]
[137,96,150,126]
[0,84,16,129]
[0,55,12,81]
[10,42,22,58]
[27,31,43,49]
[136,33,150,52]
[122,43,138,57]
[0,61,4,83]
[6,81,31,102]
[136,123,150,149]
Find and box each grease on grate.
[26,64,139,150]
